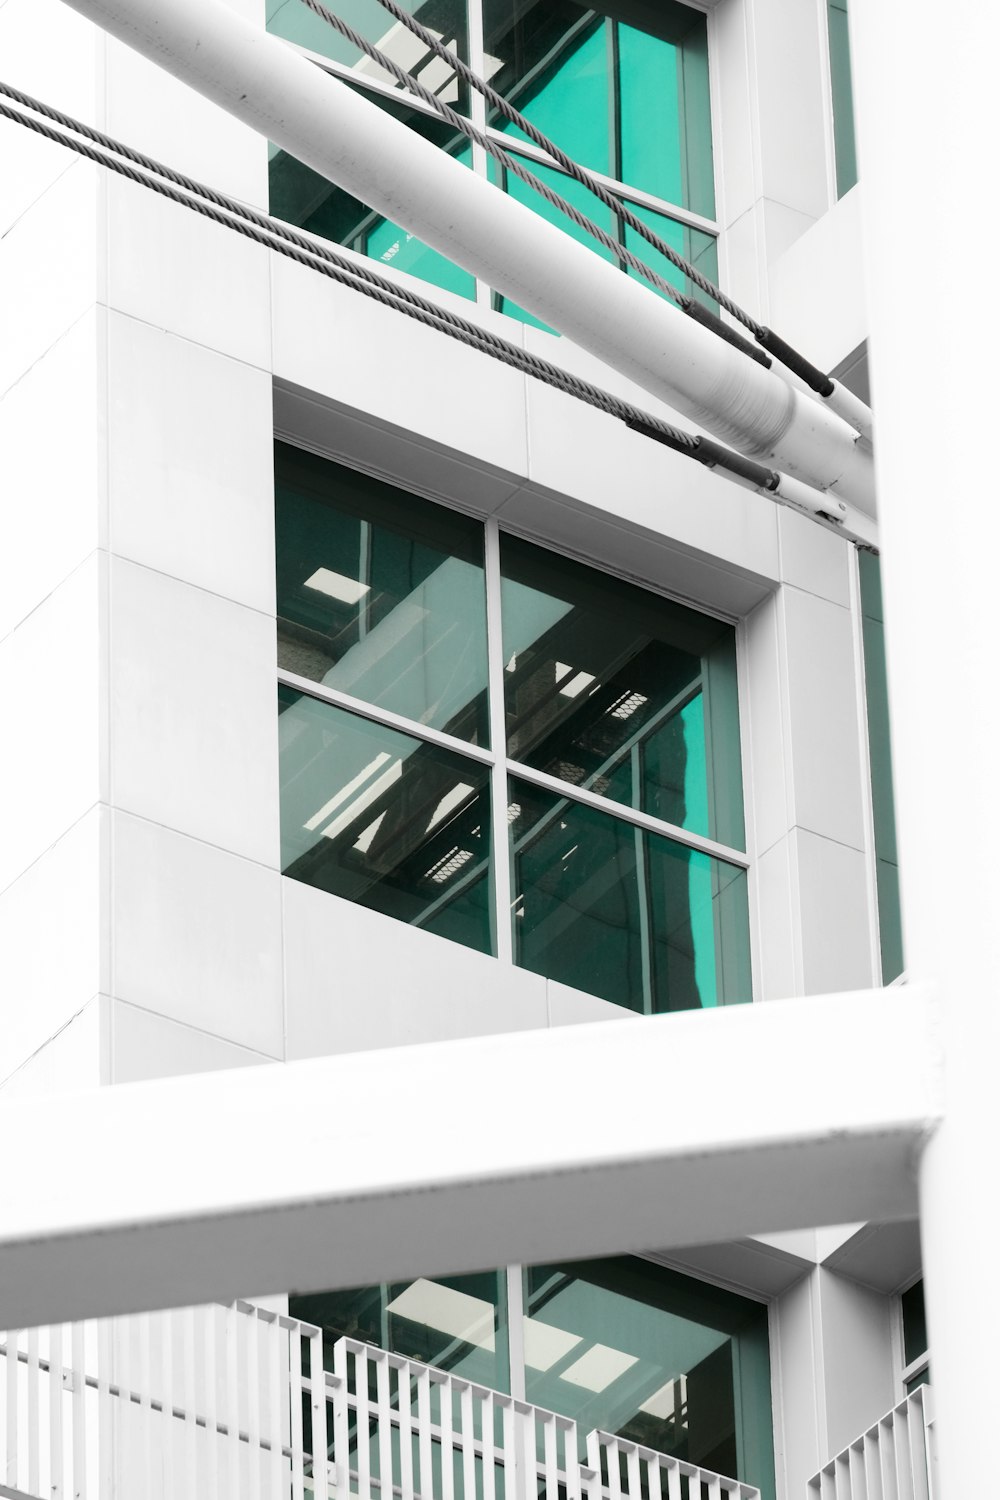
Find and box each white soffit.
[0,986,939,1328]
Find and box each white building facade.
[0,1,924,1497]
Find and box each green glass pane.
[275,442,489,744]
[500,535,744,848]
[623,201,719,313]
[859,551,903,981]
[905,1366,931,1394]
[484,2,610,172]
[509,776,750,1014]
[279,688,494,955]
[523,1258,775,1500]
[828,0,858,197]
[618,9,714,217]
[266,0,469,112]
[490,154,616,331]
[269,95,476,300]
[901,1279,927,1367]
[291,1269,510,1391]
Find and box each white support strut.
[58,0,874,512]
[0,988,938,1329]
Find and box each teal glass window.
[291,1271,510,1390]
[276,444,748,1012]
[266,0,469,109]
[858,552,903,982]
[623,202,719,312]
[275,441,489,745]
[509,776,750,1014]
[901,1278,930,1392]
[267,2,718,320]
[500,535,745,849]
[279,687,494,953]
[828,0,857,197]
[524,1258,775,1500]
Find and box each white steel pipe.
[59,0,874,512]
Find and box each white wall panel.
[546,981,629,1027]
[793,828,875,995]
[109,556,279,866]
[0,807,107,1081]
[777,509,851,608]
[112,811,283,1056]
[0,161,99,398]
[769,189,867,377]
[282,878,548,1059]
[271,255,530,479]
[112,998,275,1082]
[107,313,275,613]
[104,175,271,369]
[0,305,103,641]
[0,995,105,1102]
[753,834,798,1001]
[0,552,104,893]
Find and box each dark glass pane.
[484,2,611,176]
[509,776,750,1014]
[623,202,719,313]
[267,0,469,111]
[490,155,616,330]
[279,689,493,955]
[291,1269,510,1391]
[618,8,714,216]
[275,442,489,745]
[859,551,903,981]
[905,1365,931,1394]
[500,535,744,848]
[269,92,476,300]
[901,1280,927,1367]
[828,0,857,197]
[523,1258,775,1500]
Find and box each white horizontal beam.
[0,986,938,1327]
[57,0,874,511]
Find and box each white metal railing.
[0,1310,758,1500]
[807,1386,936,1500]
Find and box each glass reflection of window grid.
[276,441,750,1014]
[267,0,718,315]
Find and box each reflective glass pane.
[280,689,493,954]
[859,551,903,981]
[275,442,489,745]
[490,155,616,331]
[618,7,714,217]
[500,535,744,848]
[828,0,857,197]
[269,95,476,300]
[483,2,611,175]
[291,1270,510,1390]
[523,1258,775,1500]
[901,1279,927,1368]
[623,202,719,313]
[509,776,751,1014]
[267,0,469,110]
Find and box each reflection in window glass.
[827,0,857,197]
[509,776,750,1014]
[275,441,489,745]
[291,1271,510,1390]
[269,98,476,300]
[500,535,744,849]
[623,201,720,313]
[266,0,469,109]
[618,12,714,218]
[523,1258,775,1500]
[279,689,494,954]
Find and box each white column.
[849,4,1000,1496]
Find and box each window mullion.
[485,518,514,962]
[467,0,493,309]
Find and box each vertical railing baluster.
[204,1308,220,1500]
[50,1323,64,1500]
[309,1328,329,1500]
[461,1382,477,1500]
[502,1401,518,1500]
[5,1329,19,1491]
[664,1456,682,1500]
[247,1308,262,1500]
[439,1376,455,1500]
[416,1365,433,1500]
[398,1361,415,1500]
[647,1454,662,1500]
[289,1323,305,1500]
[625,1443,641,1500]
[606,1438,622,1500]
[71,1322,87,1500]
[160,1312,175,1500]
[542,1414,558,1500]
[332,1339,350,1498]
[481,1392,496,1500]
[356,1346,372,1500]
[376,1353,394,1500]
[225,1304,241,1500]
[183,1308,199,1500]
[267,1313,283,1500]
[27,1327,40,1500]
